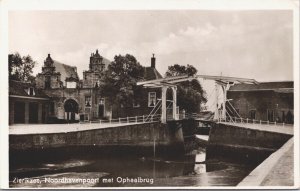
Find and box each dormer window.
[27,87,35,96]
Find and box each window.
[267,109,274,122]
[50,102,55,114]
[85,96,91,107]
[281,111,285,123]
[249,110,256,119]
[27,87,35,96]
[148,92,156,107]
[45,76,51,89]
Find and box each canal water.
[9,140,258,188]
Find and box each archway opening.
[64,99,79,122]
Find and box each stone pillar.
[9,101,14,125]
[221,85,226,120]
[213,83,219,121]
[25,102,29,124]
[171,86,178,120]
[38,103,43,123]
[161,86,168,123]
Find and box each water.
[9,146,256,188]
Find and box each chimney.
[48,54,50,57]
[151,54,156,68]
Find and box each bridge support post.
[171,86,178,120]
[161,86,168,123]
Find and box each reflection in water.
[10,146,256,187]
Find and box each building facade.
[227,81,294,124]
[10,50,163,124]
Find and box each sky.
[8,10,294,109]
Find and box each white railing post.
[143,115,145,122]
[260,120,261,125]
[275,121,276,126]
[283,122,285,127]
[100,120,102,124]
[267,120,269,125]
[246,118,248,124]
[110,118,112,124]
[127,117,129,123]
[135,116,138,123]
[119,118,121,124]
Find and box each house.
[117,54,163,118]
[9,80,50,124]
[227,81,294,124]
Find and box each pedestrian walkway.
[9,122,148,135]
[238,137,294,187]
[261,143,294,186]
[221,122,293,135]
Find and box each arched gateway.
[64,99,79,122]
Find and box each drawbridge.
[137,74,259,123]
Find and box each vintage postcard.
[0,0,299,189]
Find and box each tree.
[9,53,36,83]
[165,64,207,113]
[100,54,144,111]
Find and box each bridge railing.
[80,114,162,125]
[219,116,292,127]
